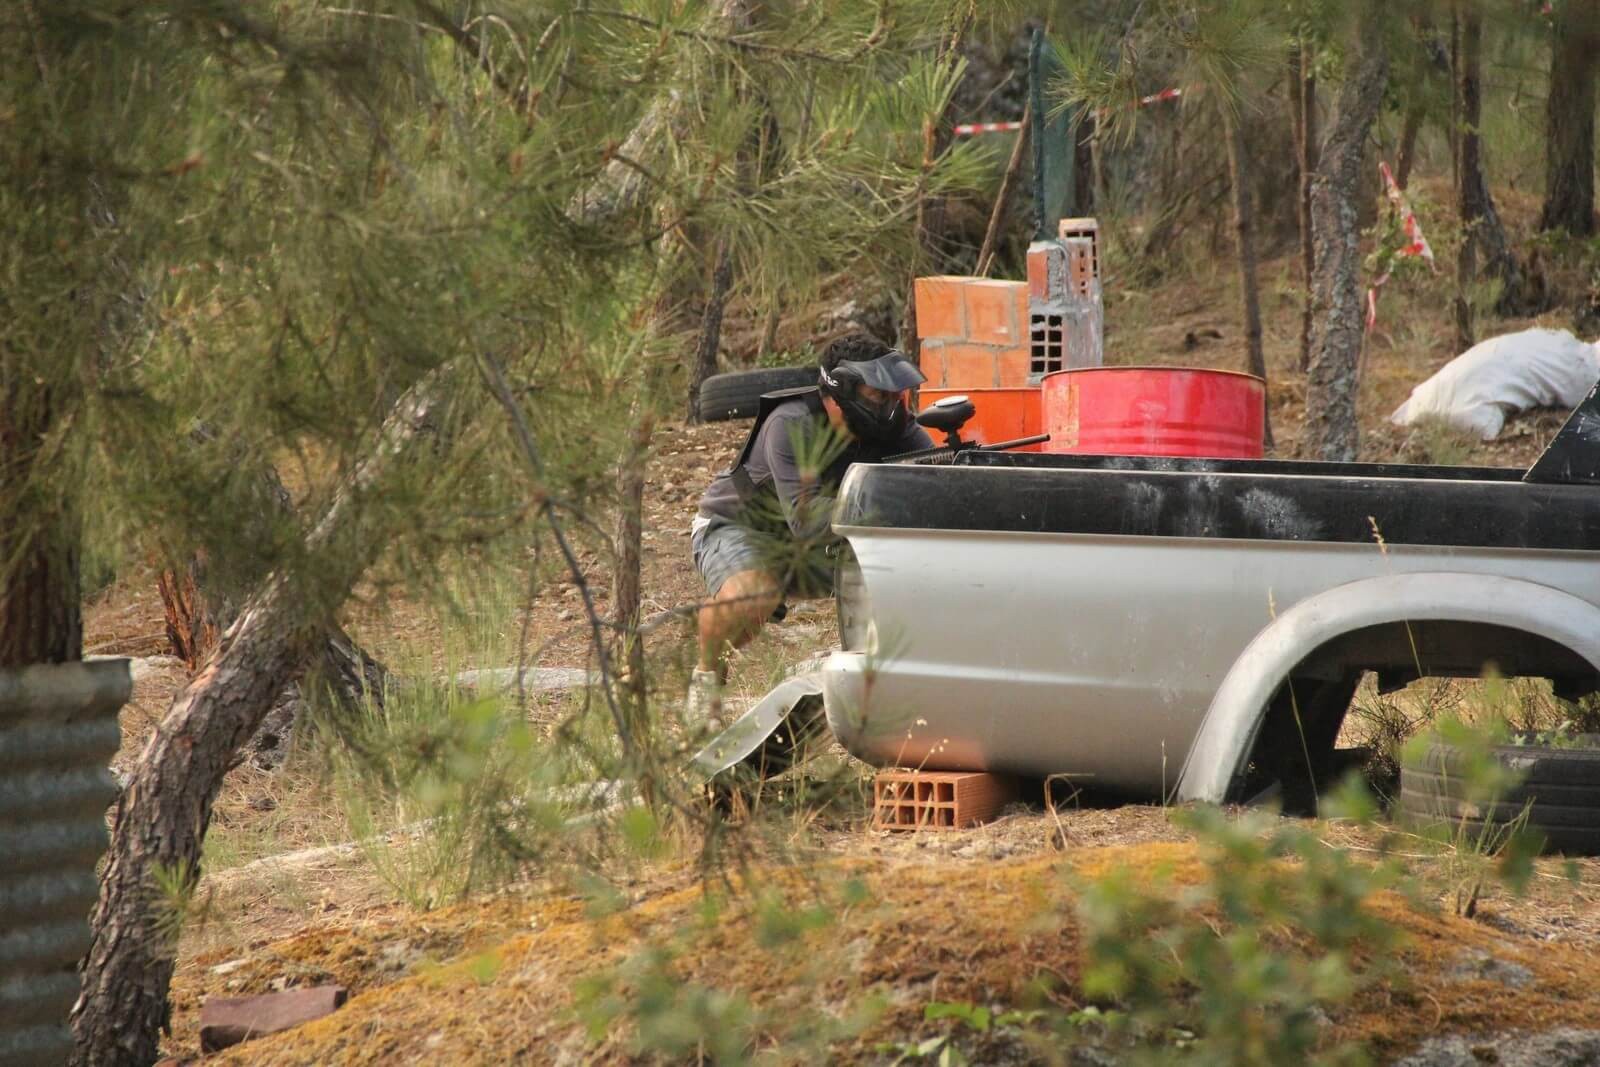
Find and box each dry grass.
[162,829,1600,1065]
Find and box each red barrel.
[918,387,1043,451]
[1041,367,1265,458]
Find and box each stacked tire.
[1399,735,1600,855]
[697,367,816,421]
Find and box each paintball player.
[686,334,932,723]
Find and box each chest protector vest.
[723,386,826,503]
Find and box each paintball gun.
[887,394,1051,464]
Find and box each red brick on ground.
[872,770,1018,832]
[199,985,348,1052]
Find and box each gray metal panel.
[0,660,130,1067]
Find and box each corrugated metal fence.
[0,660,130,1067]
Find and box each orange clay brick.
[1027,241,1056,301]
[1058,217,1101,285]
[917,343,949,387]
[995,348,1033,388]
[872,770,1019,832]
[913,276,968,340]
[962,279,1028,347]
[939,342,1003,388]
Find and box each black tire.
[1398,736,1600,855]
[698,367,816,421]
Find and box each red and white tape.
[1366,161,1437,331]
[952,121,1025,136]
[953,88,1183,137]
[1137,87,1183,107]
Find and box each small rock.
[1394,1029,1600,1067]
[378,941,421,974]
[1446,948,1534,990]
[199,985,349,1053]
[208,958,249,977]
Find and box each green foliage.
[148,858,212,951]
[331,683,562,909]
[6,0,986,655]
[1399,416,1479,466]
[574,888,883,1065]
[877,1001,1056,1066]
[1401,703,1542,917]
[1067,797,1403,1066]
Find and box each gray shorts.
[690,520,831,599]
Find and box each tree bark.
[71,371,447,1067]
[0,386,82,667]
[1395,103,1423,190]
[563,0,756,225]
[1073,108,1096,216]
[612,404,653,724]
[976,98,1033,277]
[899,117,954,360]
[1223,112,1274,450]
[898,11,975,360]
[1298,48,1319,372]
[1305,13,1389,462]
[156,460,390,766]
[686,244,735,422]
[1449,15,1461,189]
[1539,0,1599,235]
[1456,10,1534,316]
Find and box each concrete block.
[918,343,948,387]
[200,985,348,1052]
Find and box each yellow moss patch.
[173,841,1600,1064]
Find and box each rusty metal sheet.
[0,660,129,1067]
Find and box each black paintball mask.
[817,350,927,444]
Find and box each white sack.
[1390,328,1600,440]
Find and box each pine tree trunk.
[1539,0,1599,235]
[1073,109,1096,216]
[899,11,974,360]
[1305,14,1389,462]
[1395,104,1423,190]
[0,528,81,667]
[564,0,754,225]
[900,117,953,360]
[612,405,654,723]
[1224,113,1274,450]
[1449,16,1461,188]
[1298,48,1318,372]
[1456,10,1532,316]
[156,460,389,766]
[686,244,734,422]
[977,98,1032,277]
[0,388,82,667]
[71,373,446,1067]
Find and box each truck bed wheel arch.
[1174,573,1600,805]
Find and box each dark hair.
[820,333,892,372]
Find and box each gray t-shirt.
[696,396,933,543]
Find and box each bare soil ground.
[84,226,1600,1062]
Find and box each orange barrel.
[918,387,1043,451]
[1041,367,1265,458]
